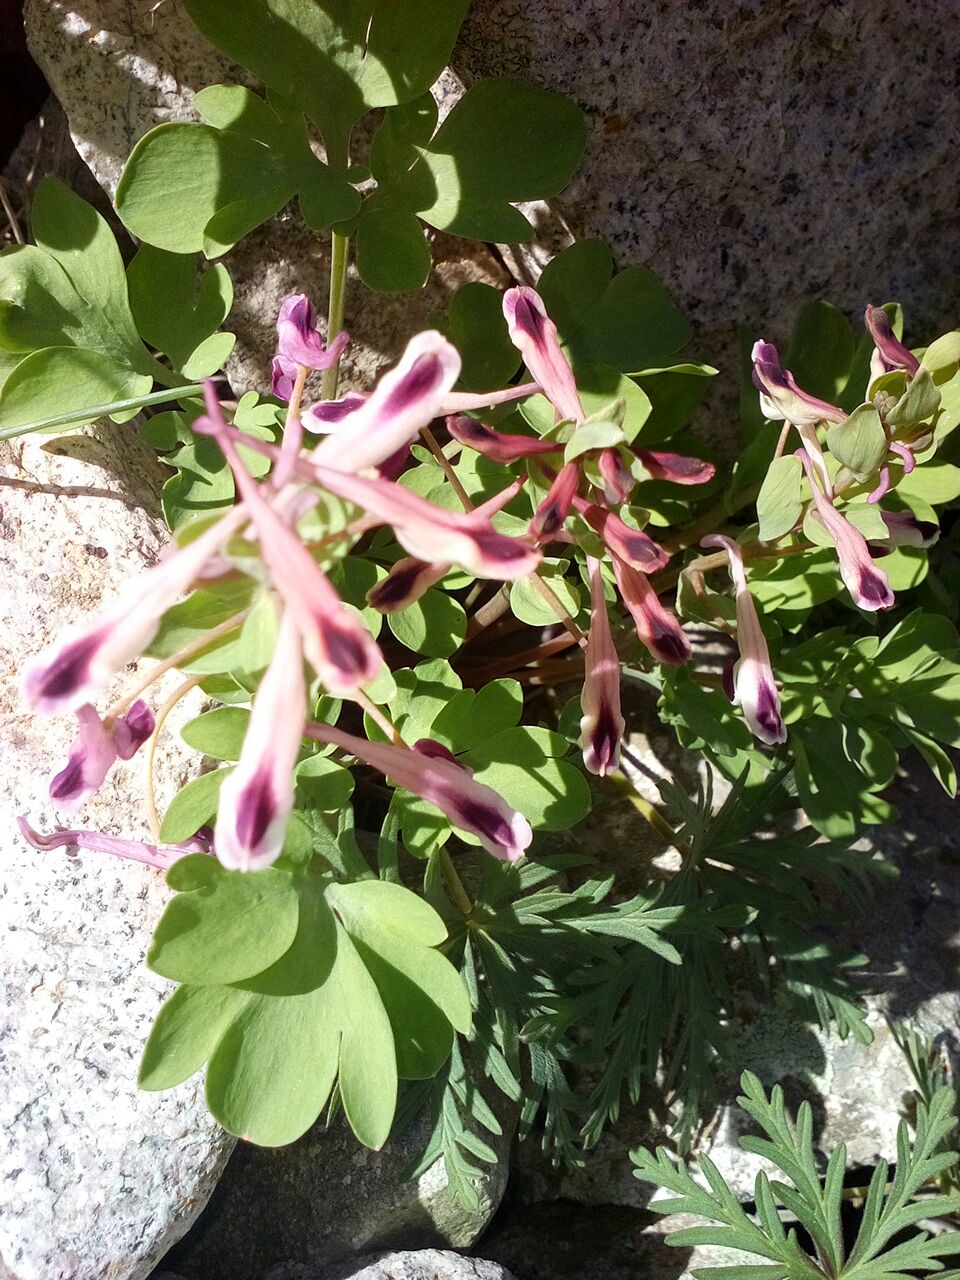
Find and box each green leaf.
[388,78,587,243]
[445,282,522,392]
[0,346,152,432]
[127,246,235,376]
[181,707,250,761]
[785,301,855,402]
[430,678,523,752]
[294,754,355,810]
[158,768,232,842]
[897,459,960,506]
[521,364,652,443]
[387,588,467,657]
[464,726,592,831]
[825,403,887,480]
[510,561,582,627]
[116,87,359,256]
[140,984,248,1090]
[182,0,471,164]
[538,239,692,373]
[756,455,803,542]
[148,855,301,985]
[355,205,430,293]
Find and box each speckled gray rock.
[0,426,233,1280]
[165,1099,514,1280]
[265,1251,518,1280]
[456,0,960,443]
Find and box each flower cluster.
[20,286,939,876]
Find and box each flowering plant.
[5,0,960,1198]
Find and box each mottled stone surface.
[0,426,233,1280]
[266,1251,518,1280]
[456,0,960,433]
[166,1105,514,1280]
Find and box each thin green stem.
[0,384,207,441]
[439,848,474,917]
[321,230,350,401]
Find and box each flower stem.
[144,674,205,841]
[321,230,350,402]
[0,384,208,441]
[439,847,474,916]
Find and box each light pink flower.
[276,294,350,372]
[874,510,939,550]
[572,497,670,573]
[446,414,561,464]
[22,506,245,715]
[198,387,383,692]
[610,554,690,666]
[530,461,581,542]
[310,331,461,474]
[634,449,715,486]
[503,287,584,423]
[752,339,843,494]
[702,535,786,745]
[215,611,305,871]
[865,304,920,378]
[307,723,532,861]
[597,448,635,504]
[580,557,625,776]
[367,558,450,613]
[18,815,209,872]
[48,701,155,811]
[797,448,894,611]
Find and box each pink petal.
[503,287,584,423]
[580,557,625,776]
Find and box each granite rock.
[165,1105,514,1280]
[265,1251,517,1280]
[0,426,233,1280]
[456,0,960,444]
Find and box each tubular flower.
[572,497,670,573]
[610,554,691,666]
[597,448,635,504]
[198,386,383,693]
[752,338,842,495]
[22,505,245,715]
[445,414,561,464]
[580,557,625,776]
[17,816,210,872]
[276,293,350,372]
[271,354,298,402]
[306,723,532,862]
[48,700,155,811]
[701,535,786,746]
[503,286,584,423]
[796,449,894,611]
[310,464,540,581]
[865,304,920,378]
[302,392,368,432]
[216,611,306,872]
[873,509,939,550]
[310,331,461,474]
[634,449,716,486]
[530,461,581,542]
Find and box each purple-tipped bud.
[112,700,156,760]
[276,294,350,372]
[797,449,895,612]
[530,462,580,542]
[865,304,920,377]
[310,332,461,475]
[307,723,532,862]
[610,555,691,666]
[302,393,368,433]
[503,287,584,423]
[216,612,305,871]
[573,498,670,574]
[271,355,298,401]
[634,449,716,486]
[874,510,939,550]
[580,557,625,776]
[702,535,786,746]
[48,705,117,811]
[597,448,635,503]
[445,415,561,464]
[751,339,845,427]
[367,558,448,613]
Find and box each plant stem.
[321,229,350,401]
[439,848,474,916]
[609,771,689,854]
[0,384,208,441]
[421,424,474,509]
[144,674,205,841]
